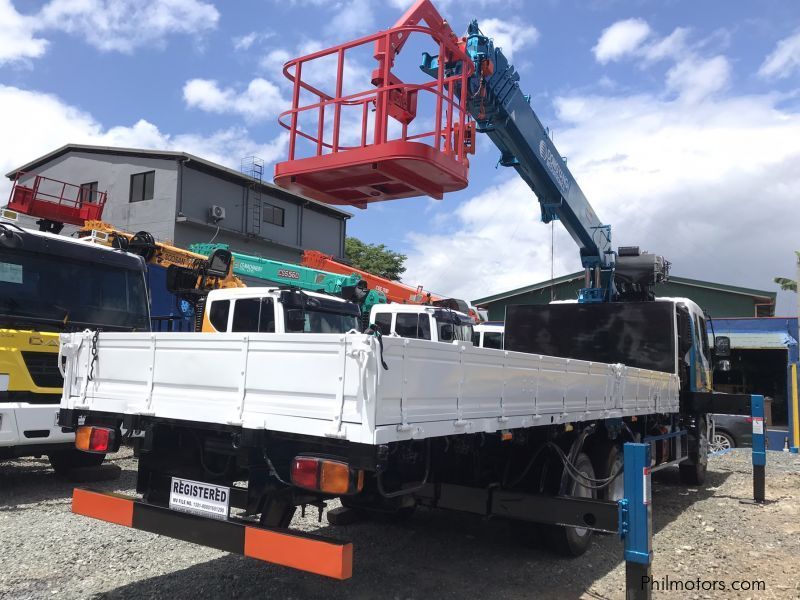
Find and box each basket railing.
[277,24,475,164]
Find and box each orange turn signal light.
[75,426,115,453]
[291,456,364,495]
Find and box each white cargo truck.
[59,296,728,578]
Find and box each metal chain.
[87,329,100,381]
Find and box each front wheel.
[48,449,105,475]
[679,416,709,486]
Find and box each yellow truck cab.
[0,215,149,472]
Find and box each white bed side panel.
[61,332,681,445]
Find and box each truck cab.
[369,303,474,343]
[0,215,149,472]
[473,321,504,349]
[201,287,362,334]
[668,297,713,393]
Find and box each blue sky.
[1,0,799,312]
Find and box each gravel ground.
[1,448,798,600]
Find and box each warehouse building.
[5,144,351,263]
[474,274,797,451]
[473,272,776,321]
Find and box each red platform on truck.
[7,173,106,226]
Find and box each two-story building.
[5,144,351,263]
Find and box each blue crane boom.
[421,19,666,302]
[463,21,612,274]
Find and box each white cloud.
[593,21,732,104]
[0,0,48,64]
[0,0,219,62]
[759,29,800,80]
[260,48,292,73]
[593,18,651,64]
[640,27,690,63]
[666,55,730,103]
[329,0,375,37]
[401,89,800,314]
[0,84,286,199]
[183,78,287,121]
[477,18,539,62]
[233,31,274,52]
[233,32,258,51]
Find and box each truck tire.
[591,442,624,503]
[679,416,709,486]
[543,452,596,557]
[48,449,105,475]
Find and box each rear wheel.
[48,449,105,475]
[592,443,624,503]
[679,416,709,486]
[543,452,596,557]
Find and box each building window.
[80,181,98,204]
[130,171,155,203]
[262,202,285,227]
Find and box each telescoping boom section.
[302,250,438,305]
[189,243,388,315]
[76,221,244,300]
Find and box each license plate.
[169,477,230,520]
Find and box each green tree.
[345,237,406,281]
[774,251,800,292]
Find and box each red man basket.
[273,0,475,208]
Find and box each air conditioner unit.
[209,205,226,222]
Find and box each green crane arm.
[189,243,387,315]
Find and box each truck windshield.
[0,246,150,332]
[287,309,360,334]
[280,290,361,334]
[434,312,474,342]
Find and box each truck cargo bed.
[60,331,680,445]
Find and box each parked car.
[709,414,753,452]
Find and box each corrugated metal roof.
[473,272,776,306]
[709,331,797,350]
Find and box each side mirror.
[716,359,731,372]
[714,335,731,358]
[207,249,232,278]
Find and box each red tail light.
[75,426,116,453]
[291,456,364,495]
[291,457,321,489]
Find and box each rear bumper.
[72,488,353,580]
[0,403,74,448]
